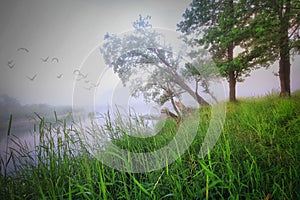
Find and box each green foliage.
[178,0,299,98]
[113,119,177,153]
[241,0,299,65]
[178,0,258,81]
[1,91,300,199]
[245,0,299,96]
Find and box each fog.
[0,1,299,174]
[0,0,299,126]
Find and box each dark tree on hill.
[177,0,256,102]
[242,0,300,97]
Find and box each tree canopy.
[242,0,300,96]
[178,0,300,100]
[178,0,259,102]
[100,15,220,108]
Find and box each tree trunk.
[170,97,181,123]
[150,48,210,106]
[279,0,291,97]
[228,70,237,102]
[167,67,210,106]
[227,45,237,102]
[227,0,237,102]
[279,53,291,97]
[161,108,180,125]
[175,77,210,106]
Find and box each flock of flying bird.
[6,47,100,90]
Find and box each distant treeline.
[0,95,72,121]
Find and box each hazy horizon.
[0,0,299,108]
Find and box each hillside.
[1,91,300,199]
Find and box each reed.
[0,91,299,199]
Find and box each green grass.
[1,92,300,199]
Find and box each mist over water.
[0,0,299,176]
[0,97,159,161]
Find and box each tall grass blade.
[131,174,150,196]
[7,114,12,136]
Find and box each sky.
[0,0,299,111]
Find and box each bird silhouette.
[57,74,63,79]
[7,60,15,68]
[81,73,88,79]
[73,69,81,75]
[41,56,49,62]
[8,63,15,69]
[26,74,37,81]
[17,47,29,53]
[73,69,88,80]
[52,57,59,63]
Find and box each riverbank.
[1,91,300,199]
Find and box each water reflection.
[0,109,162,175]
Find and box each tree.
[178,0,299,99]
[100,15,214,107]
[181,48,220,103]
[135,67,185,119]
[178,0,256,102]
[242,0,300,97]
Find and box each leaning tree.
[100,15,219,108]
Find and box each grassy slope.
[1,91,300,199]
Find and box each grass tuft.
[1,92,300,199]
